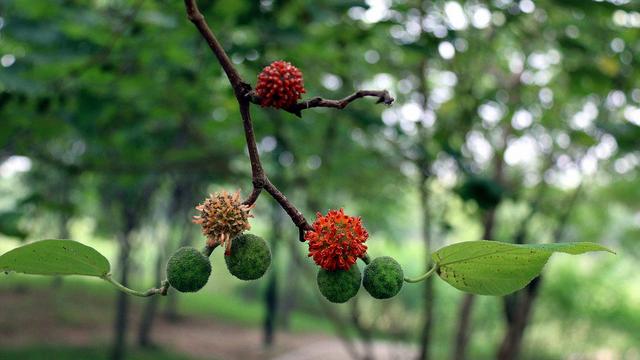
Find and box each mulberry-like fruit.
[363,256,404,299]
[316,264,361,303]
[255,60,306,109]
[225,233,272,280]
[166,247,211,293]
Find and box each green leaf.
[432,241,614,296]
[0,239,111,278]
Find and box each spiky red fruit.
[305,208,369,271]
[255,60,306,109]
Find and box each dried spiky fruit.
[193,190,253,255]
[255,60,306,109]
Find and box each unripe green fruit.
[166,247,211,293]
[363,256,404,299]
[225,233,271,280]
[316,264,361,303]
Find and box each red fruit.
[255,60,306,109]
[305,208,369,271]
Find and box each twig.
[248,89,395,117]
[105,275,170,297]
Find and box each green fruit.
[316,264,361,303]
[166,247,211,293]
[225,233,271,280]
[363,256,404,299]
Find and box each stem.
[202,243,219,257]
[104,275,169,297]
[404,263,438,283]
[360,253,371,265]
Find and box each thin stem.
[360,253,371,265]
[404,263,438,283]
[104,275,169,297]
[202,243,219,257]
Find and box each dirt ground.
[0,287,415,360]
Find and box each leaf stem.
[103,275,169,297]
[404,263,438,283]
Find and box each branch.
[183,0,244,91]
[249,89,395,117]
[183,0,393,241]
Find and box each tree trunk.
[452,209,496,360]
[496,278,540,360]
[263,204,283,347]
[137,251,163,347]
[111,230,132,360]
[417,176,434,360]
[496,185,581,360]
[278,254,297,330]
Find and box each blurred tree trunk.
[138,182,188,345]
[452,105,508,360]
[452,208,496,360]
[263,202,283,347]
[137,251,163,347]
[111,212,136,360]
[51,213,71,289]
[417,175,434,360]
[278,254,298,330]
[497,185,582,360]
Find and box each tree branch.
[249,89,394,117]
[183,0,244,90]
[183,0,392,240]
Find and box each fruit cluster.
[309,210,405,303]
[166,190,405,304]
[164,62,405,302]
